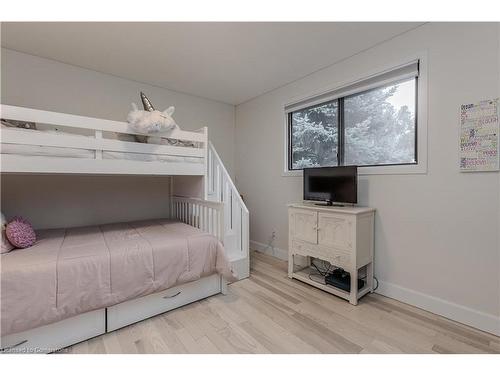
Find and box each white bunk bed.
[0,105,249,353]
[1,104,208,176]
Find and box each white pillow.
[1,213,14,254]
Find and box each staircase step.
[207,141,249,279]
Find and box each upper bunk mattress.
[1,125,203,164]
[1,144,203,164]
[0,219,235,337]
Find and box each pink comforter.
[0,219,235,336]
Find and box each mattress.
[0,219,235,336]
[1,143,95,158]
[103,151,202,164]
[0,144,203,164]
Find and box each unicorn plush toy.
[127,92,178,142]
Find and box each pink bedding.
[0,219,235,336]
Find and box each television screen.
[303,166,357,205]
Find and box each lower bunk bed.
[0,216,235,354]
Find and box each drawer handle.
[162,291,181,299]
[0,339,28,352]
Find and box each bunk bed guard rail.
[0,105,208,175]
[171,197,224,242]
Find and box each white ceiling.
[1,22,424,105]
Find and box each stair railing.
[207,142,249,261]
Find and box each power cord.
[263,231,276,256]
[309,259,332,284]
[309,258,380,292]
[311,259,330,276]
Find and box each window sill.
[282,163,427,177]
[282,170,303,177]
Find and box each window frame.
[283,55,427,176]
[288,77,418,171]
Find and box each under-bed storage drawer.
[0,309,105,354]
[107,274,221,332]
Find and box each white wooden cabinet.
[289,208,318,243]
[288,203,375,305]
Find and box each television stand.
[288,202,375,305]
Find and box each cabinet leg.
[288,254,294,278]
[367,262,374,293]
[349,268,358,305]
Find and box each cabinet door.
[317,212,353,251]
[289,209,317,244]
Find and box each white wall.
[1,48,235,174]
[1,175,172,229]
[1,48,235,228]
[497,22,500,333]
[235,23,500,334]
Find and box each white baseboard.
[250,240,288,260]
[377,280,500,337]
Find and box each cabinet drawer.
[330,251,352,270]
[0,309,105,354]
[107,274,221,332]
[291,240,313,256]
[291,240,352,270]
[291,240,326,258]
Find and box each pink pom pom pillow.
[6,217,36,249]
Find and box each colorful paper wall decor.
[460,98,499,172]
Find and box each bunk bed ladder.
[207,142,250,279]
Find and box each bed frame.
[0,197,226,354]
[1,275,226,354]
[0,105,248,354]
[1,104,208,176]
[0,106,249,275]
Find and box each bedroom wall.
[0,48,235,229]
[497,22,500,332]
[1,175,172,229]
[235,23,500,334]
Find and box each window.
[287,62,419,171]
[344,78,417,166]
[289,101,338,169]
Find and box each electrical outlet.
[271,230,276,240]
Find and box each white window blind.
[285,60,419,113]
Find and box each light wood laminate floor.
[66,251,500,354]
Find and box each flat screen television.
[303,166,357,206]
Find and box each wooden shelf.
[291,267,371,301]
